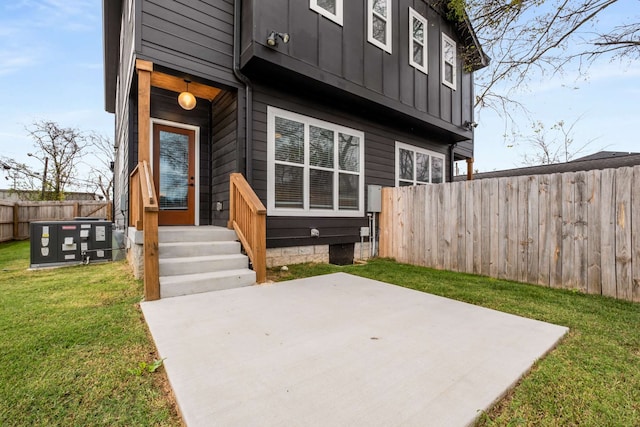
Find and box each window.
[441,33,457,90]
[268,107,365,217]
[310,0,343,26]
[368,0,392,53]
[409,8,428,74]
[396,142,445,186]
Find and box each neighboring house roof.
[455,151,640,181]
[570,151,640,162]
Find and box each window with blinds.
[268,107,365,217]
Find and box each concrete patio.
[141,273,568,426]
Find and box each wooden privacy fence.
[379,166,640,303]
[0,200,112,242]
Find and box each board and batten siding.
[250,82,451,248]
[139,0,240,89]
[379,167,640,303]
[210,90,241,227]
[113,0,137,228]
[242,0,474,147]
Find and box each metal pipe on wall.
[233,0,253,184]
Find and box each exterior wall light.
[267,31,290,47]
[463,120,478,130]
[178,79,197,110]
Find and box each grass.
[269,259,640,426]
[2,238,638,426]
[0,240,182,426]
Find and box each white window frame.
[408,8,428,74]
[267,107,365,217]
[441,33,457,90]
[368,0,392,53]
[310,0,343,26]
[395,141,445,186]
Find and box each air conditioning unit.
[30,220,113,269]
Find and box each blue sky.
[0,0,638,181]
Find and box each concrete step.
[159,241,241,259]
[158,226,237,243]
[159,254,249,277]
[160,269,256,298]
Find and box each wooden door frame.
[150,118,200,226]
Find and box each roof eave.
[103,0,123,114]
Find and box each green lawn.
[2,239,638,426]
[0,240,182,426]
[270,259,640,426]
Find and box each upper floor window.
[368,0,392,53]
[396,142,445,186]
[267,107,365,217]
[310,0,343,26]
[442,33,457,90]
[409,8,428,74]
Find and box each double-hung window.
[396,142,444,186]
[409,8,428,74]
[442,33,457,90]
[310,0,343,25]
[368,0,392,53]
[268,107,365,217]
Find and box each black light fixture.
[178,79,197,110]
[463,120,478,130]
[266,31,290,47]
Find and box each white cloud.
[0,52,37,75]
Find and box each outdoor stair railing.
[228,173,267,284]
[130,160,160,300]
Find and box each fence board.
[465,181,475,273]
[537,175,551,286]
[615,167,633,301]
[480,179,491,276]
[489,178,500,277]
[574,171,588,293]
[561,173,576,289]
[587,171,602,295]
[526,176,540,284]
[549,174,564,288]
[472,180,482,274]
[632,166,640,302]
[518,176,528,283]
[601,169,617,297]
[506,179,518,281]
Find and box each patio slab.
[141,273,568,427]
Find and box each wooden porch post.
[136,59,153,164]
[466,158,474,181]
[135,59,160,301]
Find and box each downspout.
[448,142,458,182]
[233,0,253,184]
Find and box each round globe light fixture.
[178,79,197,110]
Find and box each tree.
[84,133,115,201]
[515,117,599,165]
[448,0,640,113]
[25,120,87,200]
[0,157,44,200]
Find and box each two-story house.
[103,0,488,299]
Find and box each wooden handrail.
[228,173,267,283]
[130,161,160,300]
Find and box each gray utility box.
[30,220,113,268]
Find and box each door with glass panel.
[152,124,196,225]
